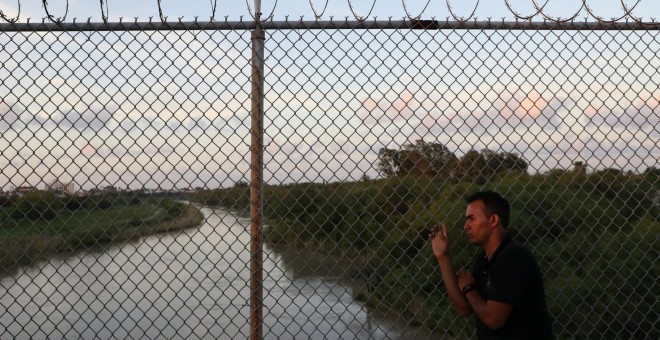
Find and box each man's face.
[464,199,494,246]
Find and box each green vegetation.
[196,144,659,339]
[378,140,528,183]
[0,192,203,277]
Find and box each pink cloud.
[265,139,280,153]
[523,92,547,118]
[362,98,378,112]
[266,137,298,156]
[81,144,98,157]
[388,92,416,119]
[508,91,549,119]
[359,91,418,125]
[409,90,566,140]
[420,112,439,130]
[80,144,113,158]
[585,104,601,118]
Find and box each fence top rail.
[0,19,657,32]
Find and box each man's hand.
[429,224,450,261]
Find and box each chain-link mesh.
[1,21,658,339]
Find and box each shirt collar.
[483,232,512,263]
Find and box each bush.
[64,196,84,211]
[0,195,11,207]
[91,195,114,210]
[10,191,60,221]
[160,199,187,218]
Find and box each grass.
[0,199,203,277]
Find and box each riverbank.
[0,198,203,278]
[265,240,451,339]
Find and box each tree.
[492,150,528,174]
[454,149,528,182]
[572,161,587,175]
[377,148,400,177]
[402,140,457,178]
[379,142,528,182]
[378,140,457,179]
[481,149,528,176]
[454,149,487,183]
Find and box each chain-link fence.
[1,17,658,340]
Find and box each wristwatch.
[462,284,477,295]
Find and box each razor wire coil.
[0,0,657,26]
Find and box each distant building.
[14,186,37,195]
[46,180,75,196]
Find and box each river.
[0,206,437,339]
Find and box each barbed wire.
[0,0,657,26]
[402,0,432,20]
[41,0,68,23]
[532,0,583,23]
[505,0,548,21]
[99,0,108,23]
[347,0,377,21]
[446,0,479,22]
[309,0,330,19]
[245,0,279,22]
[0,0,20,23]
[582,0,640,24]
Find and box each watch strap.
[462,284,476,295]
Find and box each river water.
[0,206,437,339]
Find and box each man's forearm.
[437,256,472,316]
[463,290,512,329]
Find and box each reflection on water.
[0,206,438,339]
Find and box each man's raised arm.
[429,224,472,316]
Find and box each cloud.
[115,107,235,134]
[0,103,18,130]
[582,92,659,130]
[79,140,175,160]
[358,90,418,125]
[411,90,566,140]
[0,100,27,131]
[629,93,660,128]
[497,90,564,129]
[390,92,417,118]
[141,145,175,157]
[80,144,105,158]
[362,98,378,112]
[510,90,548,119]
[40,105,117,132]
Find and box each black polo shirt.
[472,234,554,339]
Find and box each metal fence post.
[249,15,266,340]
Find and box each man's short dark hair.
[466,191,510,228]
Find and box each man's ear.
[490,213,500,228]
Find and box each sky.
[0,0,658,23]
[0,1,659,191]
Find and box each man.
[429,190,554,339]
